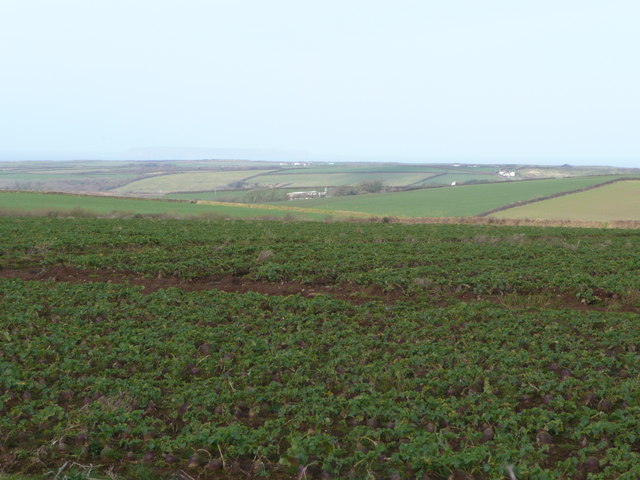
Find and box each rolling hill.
[276,176,623,217]
[491,180,640,221]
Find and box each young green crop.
[1,217,639,479]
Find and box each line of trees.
[332,180,385,196]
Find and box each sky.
[1,0,639,167]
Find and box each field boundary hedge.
[476,177,638,217]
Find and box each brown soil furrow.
[0,265,400,305]
[0,265,636,312]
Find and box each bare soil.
[1,265,636,313]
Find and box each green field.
[3,160,636,198]
[414,173,497,186]
[274,164,493,174]
[247,171,439,187]
[2,160,639,221]
[0,191,329,220]
[0,159,638,203]
[280,176,622,217]
[492,180,640,221]
[1,176,633,221]
[245,164,499,188]
[167,188,301,203]
[0,160,158,192]
[0,172,138,183]
[113,171,274,194]
[1,217,640,479]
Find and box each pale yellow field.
[113,171,273,193]
[491,180,640,221]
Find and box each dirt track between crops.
[0,265,402,305]
[1,264,637,313]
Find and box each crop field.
[280,176,622,217]
[112,171,275,194]
[1,175,636,225]
[273,165,496,175]
[1,217,639,479]
[167,189,300,203]
[0,173,137,184]
[492,180,640,221]
[0,192,328,220]
[0,160,183,189]
[0,170,142,192]
[3,160,635,199]
[245,172,440,188]
[413,174,497,186]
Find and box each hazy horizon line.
[1,156,638,169]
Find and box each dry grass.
[256,249,275,262]
[1,205,640,229]
[412,277,437,289]
[389,215,640,229]
[497,293,555,310]
[620,288,640,307]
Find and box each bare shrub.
[256,250,274,262]
[412,277,436,289]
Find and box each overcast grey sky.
[1,0,639,166]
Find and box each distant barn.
[286,188,327,200]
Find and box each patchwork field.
[0,170,141,191]
[492,180,640,221]
[0,192,329,220]
[270,165,497,175]
[117,165,498,193]
[112,171,274,194]
[3,160,636,200]
[280,176,621,217]
[1,175,635,224]
[167,188,300,203]
[245,171,439,188]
